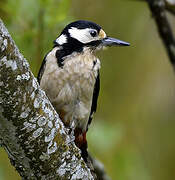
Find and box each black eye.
[90,30,97,37]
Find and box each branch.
[90,154,111,180]
[0,18,94,179]
[165,0,175,15]
[147,0,175,69]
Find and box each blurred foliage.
[1,0,175,180]
[0,0,71,75]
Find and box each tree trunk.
[0,18,94,180]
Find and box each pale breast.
[40,48,100,131]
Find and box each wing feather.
[37,53,48,84]
[87,70,100,131]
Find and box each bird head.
[54,20,129,54]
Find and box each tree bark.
[0,18,94,180]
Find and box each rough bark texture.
[147,0,175,68]
[0,18,94,180]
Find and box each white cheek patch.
[68,27,99,44]
[55,34,67,45]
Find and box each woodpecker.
[37,20,129,161]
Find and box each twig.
[147,0,175,68]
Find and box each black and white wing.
[87,70,100,131]
[37,53,48,84]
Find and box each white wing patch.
[68,27,99,44]
[55,34,67,45]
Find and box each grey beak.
[102,37,130,47]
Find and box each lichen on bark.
[0,18,94,180]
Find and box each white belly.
[40,48,100,132]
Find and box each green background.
[1,0,175,179]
